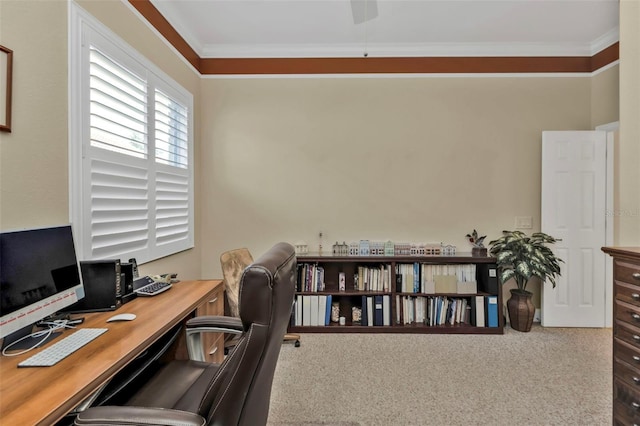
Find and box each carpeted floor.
[267,325,612,426]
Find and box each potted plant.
[488,230,563,332]
[465,229,487,257]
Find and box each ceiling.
[148,0,620,59]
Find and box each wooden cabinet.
[603,247,640,424]
[195,284,225,363]
[289,254,503,334]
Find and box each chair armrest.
[74,406,205,426]
[185,315,243,361]
[186,315,243,333]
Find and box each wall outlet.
[515,216,533,229]
[533,308,541,323]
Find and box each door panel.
[541,131,607,327]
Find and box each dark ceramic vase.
[507,289,535,332]
[471,247,487,257]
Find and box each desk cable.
[2,320,79,357]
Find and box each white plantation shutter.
[89,47,147,158]
[156,169,190,246]
[70,7,193,264]
[89,157,150,258]
[155,89,188,168]
[154,90,191,251]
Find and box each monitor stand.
[1,324,62,352]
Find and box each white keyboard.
[18,328,108,367]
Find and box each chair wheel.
[294,340,300,347]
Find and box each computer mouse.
[106,313,137,322]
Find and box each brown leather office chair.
[221,247,300,348]
[75,242,297,426]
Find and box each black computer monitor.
[0,225,85,349]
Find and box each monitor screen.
[0,225,85,340]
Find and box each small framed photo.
[0,45,13,133]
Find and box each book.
[486,295,498,327]
[383,295,391,326]
[395,265,403,292]
[306,265,314,292]
[318,295,327,326]
[374,295,383,326]
[367,296,374,326]
[361,296,368,326]
[302,295,311,326]
[487,266,500,294]
[316,266,325,291]
[310,295,319,326]
[325,294,332,326]
[471,295,485,327]
[295,295,303,326]
[296,265,304,292]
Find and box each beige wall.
[591,66,619,128]
[618,0,640,246]
[0,1,625,307]
[200,76,598,293]
[0,1,69,228]
[0,0,203,279]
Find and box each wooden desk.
[0,279,223,425]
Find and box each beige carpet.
[267,325,612,426]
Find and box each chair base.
[283,333,300,347]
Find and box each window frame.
[69,3,194,264]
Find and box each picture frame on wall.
[0,45,13,133]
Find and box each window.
[69,4,194,264]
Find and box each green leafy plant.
[465,229,486,248]
[488,230,563,292]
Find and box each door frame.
[596,121,618,328]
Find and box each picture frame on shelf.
[0,45,13,133]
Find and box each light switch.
[515,216,533,229]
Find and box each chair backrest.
[204,242,296,426]
[220,248,254,318]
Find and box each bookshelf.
[290,253,503,335]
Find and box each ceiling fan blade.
[351,0,378,24]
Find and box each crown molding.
[590,28,620,56]
[201,41,612,59]
[130,0,620,76]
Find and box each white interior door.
[541,131,607,327]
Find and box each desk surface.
[0,279,222,426]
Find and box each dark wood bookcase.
[289,253,504,335]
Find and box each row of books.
[293,294,332,326]
[396,295,499,327]
[292,294,393,326]
[297,262,488,294]
[396,263,478,294]
[355,265,392,292]
[296,264,325,292]
[360,295,392,326]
